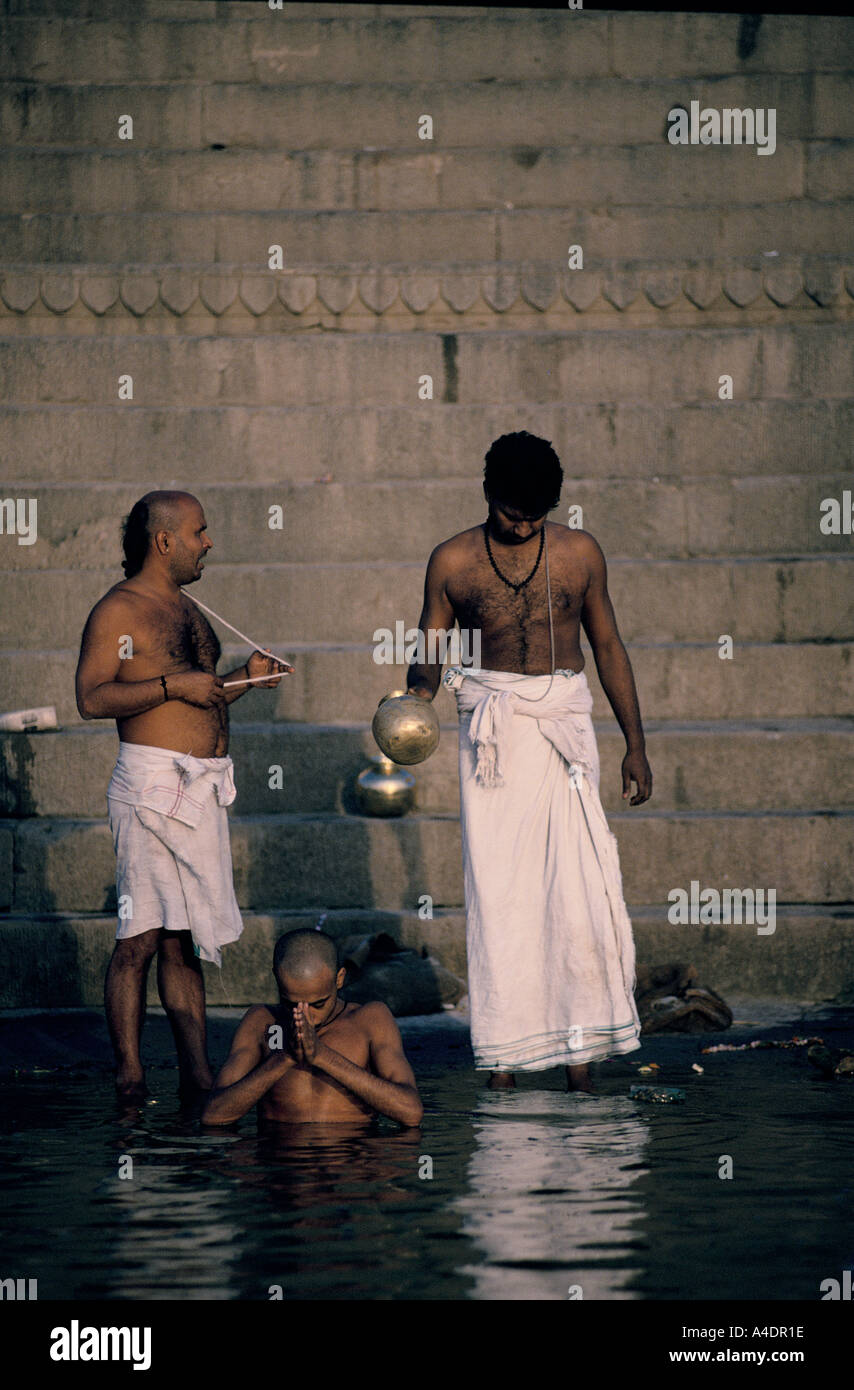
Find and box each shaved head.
[273,928,339,982]
[141,490,199,534]
[121,490,208,580]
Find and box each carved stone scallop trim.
[359,270,398,314]
[481,270,518,312]
[441,273,480,313]
[239,275,278,315]
[0,262,850,320]
[120,275,159,316]
[278,275,316,313]
[399,274,439,313]
[1,272,40,313]
[317,274,357,314]
[79,276,119,315]
[40,274,77,313]
[160,272,197,315]
[198,275,238,316]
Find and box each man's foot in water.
[115,1070,148,1101]
[566,1063,594,1093]
[488,1070,516,1090]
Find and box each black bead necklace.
[316,999,348,1031]
[483,521,545,594]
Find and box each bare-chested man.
[405,432,653,1093]
[202,929,423,1127]
[75,490,290,1098]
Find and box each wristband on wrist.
[160,674,169,702]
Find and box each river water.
[1,1015,852,1301]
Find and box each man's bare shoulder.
[81,582,150,633]
[244,1003,281,1028]
[89,580,185,637]
[89,580,155,619]
[548,522,601,552]
[549,523,606,566]
[245,1003,276,1021]
[347,999,401,1038]
[230,1004,276,1048]
[429,526,482,565]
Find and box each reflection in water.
[453,1092,650,1300]
[105,1120,427,1300]
[220,1124,438,1300]
[4,1047,854,1300]
[106,1147,244,1299]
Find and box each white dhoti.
[106,741,243,967]
[444,665,641,1070]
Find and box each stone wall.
[1,3,852,1005]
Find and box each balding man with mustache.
[75,491,290,1099]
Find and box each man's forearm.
[221,663,250,704]
[313,1044,422,1126]
[592,640,646,750]
[202,1053,293,1126]
[79,676,167,721]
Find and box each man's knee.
[111,929,161,968]
[158,929,199,965]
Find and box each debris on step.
[635,962,733,1034]
[630,1084,686,1104]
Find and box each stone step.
[2,11,850,85]
[1,325,851,405]
[8,0,335,13]
[3,400,852,483]
[1,903,853,1013]
[2,809,851,915]
[2,73,846,151]
[1,558,850,648]
[3,477,851,569]
[3,721,851,820]
[2,902,852,1009]
[2,641,851,729]
[4,202,854,264]
[1,143,820,214]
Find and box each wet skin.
[202,965,423,1127]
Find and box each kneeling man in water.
[202,929,423,1127]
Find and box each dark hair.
[273,928,339,979]
[483,431,563,515]
[121,499,152,579]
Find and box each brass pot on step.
[355,753,415,817]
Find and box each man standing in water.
[406,433,652,1092]
[75,491,290,1098]
[202,928,423,1126]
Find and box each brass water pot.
[355,753,416,817]
[371,689,440,766]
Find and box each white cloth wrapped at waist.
[106,741,242,967]
[443,664,600,789]
[106,741,237,826]
[443,665,640,1070]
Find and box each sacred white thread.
[180,589,292,687]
